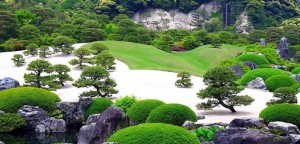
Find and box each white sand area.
[0,43,299,123]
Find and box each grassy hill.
[82,41,245,76]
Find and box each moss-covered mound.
[292,67,300,74]
[146,104,197,126]
[236,54,270,65]
[0,87,61,113]
[259,104,300,127]
[126,99,165,124]
[265,75,298,92]
[85,98,113,118]
[107,123,201,144]
[239,68,291,85]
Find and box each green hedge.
[291,84,300,91]
[259,104,300,127]
[0,87,61,113]
[236,54,270,65]
[0,113,25,133]
[107,123,201,144]
[127,99,165,124]
[85,98,113,118]
[238,68,291,86]
[265,75,298,92]
[292,67,300,74]
[146,104,197,126]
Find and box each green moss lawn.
[82,41,245,76]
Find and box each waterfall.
[224,2,230,27]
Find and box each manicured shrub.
[175,72,193,88]
[126,99,165,124]
[267,87,298,106]
[107,123,200,144]
[258,64,271,68]
[259,104,300,127]
[194,126,224,141]
[292,67,300,74]
[291,84,300,91]
[0,87,61,113]
[0,113,25,132]
[115,95,138,112]
[85,98,113,118]
[218,59,251,74]
[239,68,291,86]
[146,104,197,126]
[11,54,26,67]
[236,54,270,65]
[265,75,298,92]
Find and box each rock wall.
[235,11,254,34]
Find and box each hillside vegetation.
[82,41,245,76]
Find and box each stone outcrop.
[246,77,268,90]
[289,134,300,144]
[214,128,291,144]
[229,117,265,129]
[268,121,300,136]
[86,114,101,125]
[235,11,254,34]
[0,77,19,91]
[182,121,203,130]
[55,97,92,126]
[291,74,300,84]
[230,64,244,77]
[17,105,49,130]
[260,38,267,46]
[35,118,67,133]
[77,106,130,144]
[271,64,287,71]
[244,61,258,70]
[276,37,290,61]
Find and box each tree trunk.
[218,99,236,113]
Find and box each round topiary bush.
[292,67,300,74]
[85,98,113,118]
[146,104,197,126]
[265,75,298,92]
[0,113,25,132]
[238,68,291,86]
[259,104,300,127]
[126,99,165,124]
[291,84,300,91]
[236,54,270,65]
[0,87,61,113]
[107,123,200,144]
[258,64,271,68]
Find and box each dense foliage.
[0,113,25,133]
[146,104,197,126]
[0,87,61,113]
[194,126,224,141]
[260,104,300,127]
[267,87,298,106]
[115,95,139,112]
[85,98,113,118]
[265,75,298,92]
[126,99,165,124]
[107,123,201,144]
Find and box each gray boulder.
[244,61,258,70]
[271,64,287,71]
[229,117,265,129]
[0,110,4,114]
[246,77,268,90]
[86,114,101,125]
[0,77,19,91]
[268,121,300,136]
[55,97,92,126]
[0,141,4,144]
[182,121,202,130]
[289,134,300,144]
[35,118,66,133]
[260,38,266,47]
[291,74,300,84]
[230,64,244,77]
[276,37,290,61]
[78,106,131,144]
[17,105,49,130]
[214,128,291,144]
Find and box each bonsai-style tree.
[94,52,116,71]
[267,87,298,106]
[11,54,26,66]
[24,43,38,56]
[24,59,60,90]
[69,47,92,69]
[52,36,74,55]
[73,66,118,97]
[90,42,108,55]
[175,72,193,88]
[197,67,254,113]
[39,46,52,58]
[52,64,73,87]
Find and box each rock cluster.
[35,118,67,133]
[17,105,49,130]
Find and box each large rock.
[291,74,300,84]
[246,77,268,90]
[276,37,290,61]
[86,114,101,125]
[0,77,19,91]
[268,121,300,136]
[17,105,49,130]
[35,118,66,133]
[289,134,300,144]
[230,64,244,77]
[229,117,265,129]
[78,106,131,144]
[244,61,258,70]
[214,128,291,144]
[55,97,92,126]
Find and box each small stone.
[182,121,202,130]
[246,77,268,90]
[198,115,205,120]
